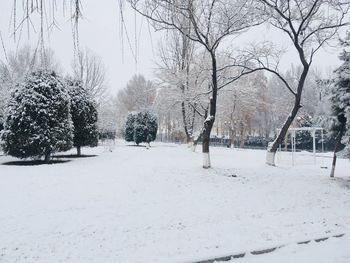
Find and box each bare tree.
[127,0,260,168]
[97,96,119,136]
[117,74,156,112]
[72,49,108,105]
[156,29,211,144]
[114,74,157,135]
[154,87,194,143]
[234,0,350,165]
[217,70,268,147]
[0,45,60,118]
[6,45,61,80]
[0,63,11,120]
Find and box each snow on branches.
[125,111,158,146]
[66,78,99,156]
[1,70,73,162]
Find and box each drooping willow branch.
[10,0,140,65]
[10,0,83,63]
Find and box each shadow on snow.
[126,144,177,148]
[2,159,71,166]
[52,154,97,159]
[1,154,97,166]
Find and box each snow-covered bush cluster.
[125,111,158,146]
[0,70,99,162]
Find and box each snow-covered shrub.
[124,111,158,145]
[67,79,99,156]
[244,136,269,148]
[0,70,73,162]
[133,123,147,145]
[141,111,158,143]
[125,113,136,142]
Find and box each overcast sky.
[0,0,344,95]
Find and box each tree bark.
[179,31,193,145]
[202,116,213,168]
[191,131,201,152]
[266,61,309,166]
[239,123,246,148]
[266,102,302,165]
[284,132,289,152]
[202,53,218,168]
[330,123,345,178]
[77,146,81,156]
[44,151,51,163]
[230,128,235,148]
[181,100,192,143]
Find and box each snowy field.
[0,141,350,263]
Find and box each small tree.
[328,32,350,178]
[142,111,158,144]
[133,123,148,145]
[124,111,158,146]
[67,79,99,156]
[125,113,136,142]
[0,70,73,162]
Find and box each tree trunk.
[180,31,193,145]
[284,132,289,152]
[266,102,301,165]
[230,129,235,148]
[202,53,218,169]
[330,123,345,178]
[202,116,214,168]
[239,124,246,148]
[44,151,51,163]
[266,62,309,166]
[187,107,196,147]
[77,146,81,156]
[181,100,192,143]
[330,152,337,179]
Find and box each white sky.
[0,0,344,95]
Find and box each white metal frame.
[277,127,324,166]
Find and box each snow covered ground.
[0,141,350,263]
